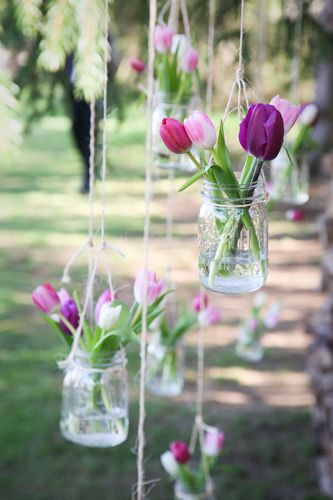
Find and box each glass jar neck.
[200,176,267,207]
[72,348,126,369]
[156,90,193,106]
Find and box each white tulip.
[160,451,178,476]
[98,303,122,330]
[171,34,189,59]
[298,103,319,126]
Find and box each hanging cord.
[180,0,191,41]
[289,0,304,102]
[206,0,216,114]
[136,0,157,498]
[223,0,249,122]
[255,0,266,98]
[168,0,179,32]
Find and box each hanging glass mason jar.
[198,176,268,294]
[60,349,129,448]
[235,325,264,363]
[174,478,215,500]
[152,91,198,172]
[146,332,184,397]
[270,149,309,205]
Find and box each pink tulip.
[192,292,208,313]
[94,288,117,324]
[129,57,146,74]
[270,95,302,134]
[203,430,225,457]
[32,283,60,314]
[248,318,260,332]
[160,118,192,154]
[184,111,217,149]
[134,269,164,305]
[154,24,173,53]
[170,441,191,464]
[58,288,71,305]
[285,208,304,222]
[181,47,199,73]
[198,304,221,327]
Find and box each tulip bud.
[192,292,208,312]
[184,111,217,150]
[32,283,60,314]
[248,318,260,332]
[60,299,80,334]
[181,47,199,73]
[203,429,225,457]
[95,288,117,324]
[270,95,302,134]
[129,57,146,74]
[170,441,191,464]
[198,304,221,327]
[171,34,189,59]
[134,269,164,306]
[298,102,319,127]
[154,24,173,53]
[98,303,122,330]
[285,208,304,222]
[160,118,192,154]
[160,450,179,476]
[239,103,284,161]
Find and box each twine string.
[136,0,157,497]
[206,0,216,114]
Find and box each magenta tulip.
[94,288,117,324]
[270,95,302,134]
[192,292,209,313]
[160,118,192,154]
[129,57,146,74]
[203,430,225,457]
[239,103,284,161]
[32,283,60,314]
[60,299,80,334]
[134,269,164,305]
[170,441,191,464]
[198,304,221,327]
[184,111,217,150]
[181,47,199,73]
[285,208,304,222]
[154,24,173,53]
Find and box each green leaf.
[178,167,207,192]
[43,314,72,349]
[216,120,232,172]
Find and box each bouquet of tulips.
[32,269,169,359]
[236,292,281,362]
[161,429,224,498]
[146,293,220,397]
[159,96,301,289]
[130,25,199,102]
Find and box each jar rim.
[201,175,268,205]
[72,348,126,369]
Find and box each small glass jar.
[198,176,268,294]
[174,478,215,500]
[152,91,198,172]
[236,326,264,362]
[146,332,184,397]
[60,349,129,448]
[270,150,309,205]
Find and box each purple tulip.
[170,441,191,464]
[60,299,80,335]
[32,283,60,314]
[129,57,146,74]
[154,24,173,53]
[181,47,199,73]
[160,118,192,154]
[239,104,284,161]
[270,95,302,134]
[192,292,209,313]
[134,269,164,305]
[198,304,221,327]
[94,288,117,324]
[184,111,217,150]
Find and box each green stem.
[186,151,203,171]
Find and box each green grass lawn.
[0,110,329,500]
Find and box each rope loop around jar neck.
[200,175,268,208]
[67,348,127,372]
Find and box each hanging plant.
[159,96,301,294]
